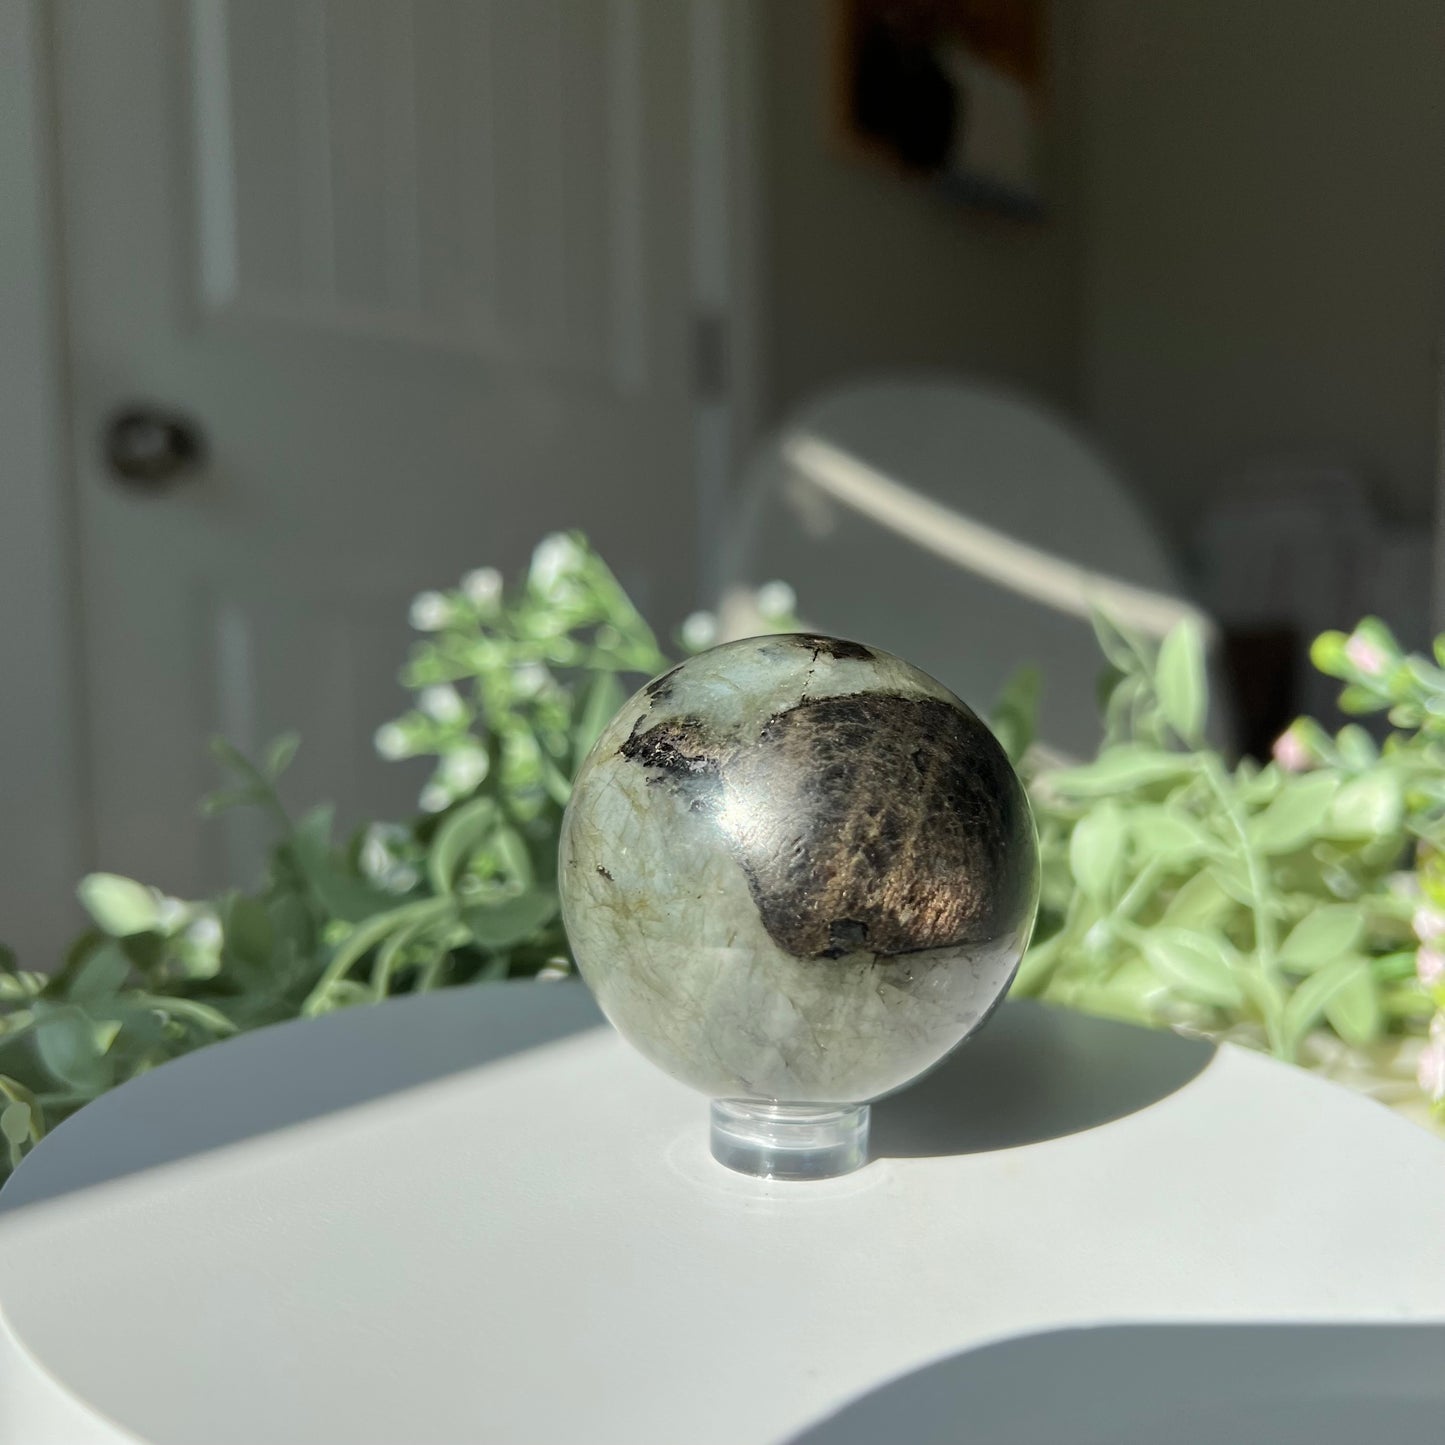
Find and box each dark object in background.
[1222,625,1301,763]
[832,0,1047,218]
[852,16,958,172]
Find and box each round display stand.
[2,981,1443,1444]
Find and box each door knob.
[103,405,206,488]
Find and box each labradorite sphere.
[559,634,1039,1104]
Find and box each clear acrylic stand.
[709,1100,870,1180]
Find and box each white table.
[2,981,1443,1444]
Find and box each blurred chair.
[721,375,1213,758]
[1196,459,1434,746]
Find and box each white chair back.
[723,375,1210,757]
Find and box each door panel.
[58,0,704,898]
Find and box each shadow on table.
[788,1322,1445,1445]
[871,998,1215,1158]
[0,980,606,1214]
[2,986,1216,1213]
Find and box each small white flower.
[461,567,503,608]
[1414,907,1445,943]
[537,959,571,981]
[361,831,392,880]
[409,590,452,631]
[755,580,797,619]
[185,915,222,950]
[419,782,453,813]
[419,684,466,723]
[512,662,550,698]
[1417,1033,1445,1103]
[441,745,489,793]
[529,533,584,596]
[155,895,188,933]
[374,723,411,760]
[681,611,717,651]
[385,864,420,894]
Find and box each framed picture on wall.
[831,0,1048,219]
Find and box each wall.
[1079,0,1445,538]
[759,0,1083,425]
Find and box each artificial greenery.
[1011,614,1441,1117]
[1,533,1440,1179]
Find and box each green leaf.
[290,806,395,922]
[1338,684,1383,715]
[1011,932,1067,995]
[0,1074,42,1129]
[267,892,314,957]
[1161,869,1234,929]
[1278,906,1363,969]
[1334,725,1378,769]
[1322,963,1381,1048]
[463,890,559,949]
[1091,612,1148,673]
[0,1102,31,1147]
[492,825,534,890]
[369,915,437,999]
[1155,620,1207,742]
[1208,856,1256,908]
[574,673,626,764]
[222,894,274,969]
[77,874,159,937]
[208,736,256,778]
[1236,969,1288,1039]
[1069,802,1126,902]
[127,993,238,1036]
[1370,950,1420,983]
[69,944,131,1003]
[1045,745,1194,797]
[1246,774,1337,854]
[1283,956,1377,1053]
[199,788,263,817]
[1139,928,1245,1008]
[34,1005,114,1092]
[264,732,301,780]
[1309,630,1349,677]
[336,901,453,977]
[1101,674,1143,745]
[541,757,573,808]
[990,665,1041,765]
[428,796,502,895]
[1325,774,1403,839]
[1130,806,1220,864]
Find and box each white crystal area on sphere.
[559,635,1039,1105]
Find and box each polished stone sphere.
[559,634,1039,1105]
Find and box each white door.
[49,0,745,911]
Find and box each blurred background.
[4,0,1444,965]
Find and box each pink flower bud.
[1417,948,1445,988]
[1344,633,1387,676]
[1417,1035,1445,1103]
[1271,728,1312,773]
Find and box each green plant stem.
[1196,754,1286,1052]
[1113,858,1166,926]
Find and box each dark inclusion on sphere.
[619,688,1031,964]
